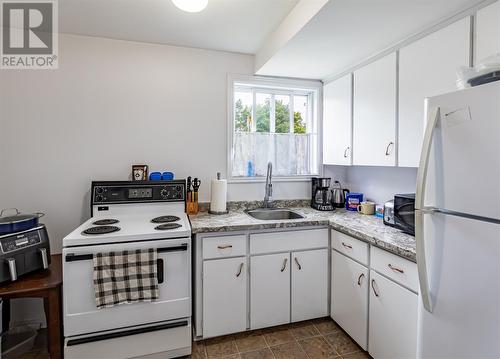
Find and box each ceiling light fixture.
[172,0,208,13]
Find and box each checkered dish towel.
[93,249,159,309]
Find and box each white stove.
[63,206,191,247]
[63,180,192,359]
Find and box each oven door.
[63,237,191,337]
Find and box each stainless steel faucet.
[263,162,273,208]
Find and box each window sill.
[228,176,316,184]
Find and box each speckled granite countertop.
[189,201,416,262]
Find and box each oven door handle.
[157,258,164,284]
[158,244,188,253]
[66,320,189,347]
[65,244,189,262]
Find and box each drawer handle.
[294,257,302,270]
[343,146,350,158]
[357,273,365,286]
[371,279,380,297]
[388,264,404,273]
[385,141,394,156]
[341,242,353,250]
[280,258,288,272]
[236,262,244,277]
[217,245,233,250]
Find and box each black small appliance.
[394,194,416,236]
[0,225,51,283]
[311,177,335,211]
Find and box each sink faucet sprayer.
[263,162,273,208]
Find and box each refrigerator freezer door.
[423,81,500,220]
[417,211,500,358]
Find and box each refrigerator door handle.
[415,105,441,313]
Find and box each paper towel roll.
[210,176,227,213]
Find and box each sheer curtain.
[232,132,312,177]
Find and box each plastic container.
[149,172,162,181]
[162,172,174,180]
[345,193,364,211]
[456,53,500,88]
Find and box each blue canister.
[149,172,162,181]
[162,172,174,180]
[346,193,364,211]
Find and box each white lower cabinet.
[203,257,247,338]
[369,270,418,359]
[331,250,368,350]
[250,253,291,329]
[291,249,328,322]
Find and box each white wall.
[0,34,259,253]
[324,165,417,205]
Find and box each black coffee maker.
[311,177,335,211]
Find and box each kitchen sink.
[245,208,305,220]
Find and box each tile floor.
[189,317,372,359]
[4,328,50,359]
[12,317,369,359]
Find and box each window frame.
[227,74,323,183]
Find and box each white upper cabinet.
[323,74,352,165]
[476,1,500,63]
[399,17,470,167]
[353,53,397,166]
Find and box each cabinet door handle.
[236,262,244,277]
[280,258,288,272]
[388,264,404,273]
[357,273,365,286]
[294,257,302,270]
[371,279,380,297]
[217,244,233,250]
[385,141,394,156]
[343,146,350,158]
[341,242,352,250]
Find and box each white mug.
[357,201,375,215]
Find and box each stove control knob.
[160,188,170,198]
[175,186,182,192]
[95,195,104,202]
[95,187,104,194]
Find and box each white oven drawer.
[64,319,191,359]
[203,234,246,259]
[63,238,191,337]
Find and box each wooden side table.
[0,254,62,359]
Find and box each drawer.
[203,235,246,259]
[370,246,418,292]
[331,230,369,265]
[250,228,328,254]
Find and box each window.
[229,75,321,180]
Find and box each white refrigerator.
[416,80,500,358]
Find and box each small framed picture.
[132,165,148,181]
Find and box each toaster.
[383,200,395,227]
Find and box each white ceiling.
[59,0,299,54]
[256,0,488,79]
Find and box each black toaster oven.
[394,193,415,236]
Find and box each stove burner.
[82,226,121,235]
[151,215,181,223]
[155,223,182,231]
[92,219,119,225]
